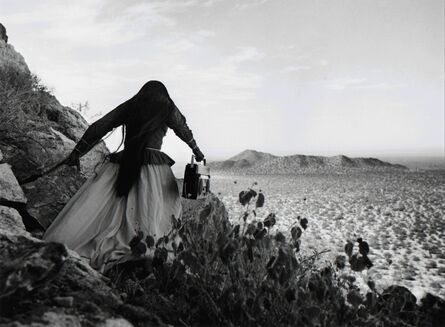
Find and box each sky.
[1,0,444,161]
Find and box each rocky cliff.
[0,23,7,43]
[210,150,408,174]
[0,23,109,229]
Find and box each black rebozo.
[182,155,210,199]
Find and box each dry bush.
[0,64,51,148]
[0,64,49,119]
[107,185,444,327]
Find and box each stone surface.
[182,193,230,229]
[0,232,135,325]
[0,206,28,236]
[7,311,82,327]
[53,296,74,308]
[0,163,27,204]
[0,23,7,43]
[0,234,68,299]
[0,41,28,74]
[98,318,134,327]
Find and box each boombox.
[182,155,210,199]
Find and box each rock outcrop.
[0,27,27,74]
[0,210,136,326]
[0,23,7,43]
[0,206,27,236]
[0,157,40,231]
[0,162,27,205]
[0,23,108,228]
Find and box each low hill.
[209,150,407,174]
[212,149,277,170]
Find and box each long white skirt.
[43,161,182,273]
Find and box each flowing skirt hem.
[43,161,182,273]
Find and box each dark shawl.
[114,81,174,197]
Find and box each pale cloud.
[195,30,217,38]
[102,0,206,16]
[164,60,264,106]
[1,0,442,158]
[324,78,367,90]
[281,65,311,73]
[225,46,264,64]
[3,0,206,49]
[356,82,406,90]
[3,0,169,48]
[161,38,196,53]
[235,0,269,10]
[157,29,216,53]
[324,77,405,91]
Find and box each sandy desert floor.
[211,170,445,300]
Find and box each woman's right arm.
[68,100,129,161]
[166,104,205,161]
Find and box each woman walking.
[43,81,204,273]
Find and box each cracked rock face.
[0,163,27,204]
[0,206,28,236]
[0,232,135,326]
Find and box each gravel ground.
[211,170,445,300]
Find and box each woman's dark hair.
[111,80,175,197]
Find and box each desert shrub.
[0,63,52,149]
[0,63,61,176]
[0,64,49,119]
[107,189,443,326]
[106,187,348,326]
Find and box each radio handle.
[191,155,206,166]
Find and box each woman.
[43,80,204,273]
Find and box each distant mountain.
[212,150,277,170]
[209,150,408,174]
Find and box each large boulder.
[0,232,140,326]
[0,24,109,228]
[0,163,26,205]
[0,162,42,232]
[0,40,28,74]
[0,206,28,236]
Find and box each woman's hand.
[193,147,205,162]
[64,151,81,170]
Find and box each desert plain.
[211,170,445,300]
